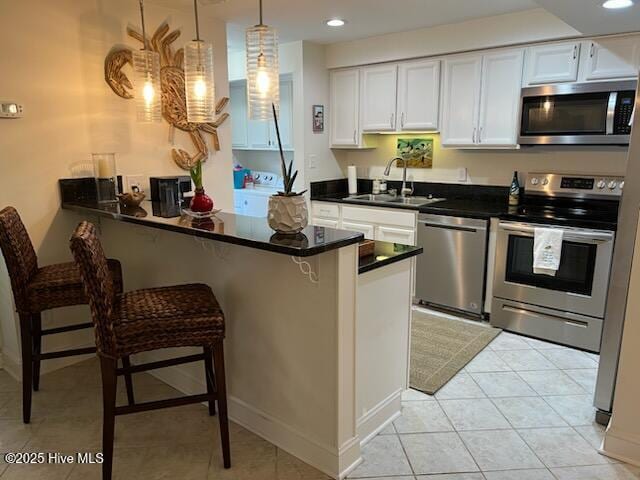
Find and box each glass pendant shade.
[246,24,279,120]
[184,40,215,123]
[132,49,162,123]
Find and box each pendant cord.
[259,0,263,25]
[139,0,148,50]
[193,0,201,41]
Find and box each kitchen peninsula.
[60,194,421,479]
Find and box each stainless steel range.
[491,172,623,352]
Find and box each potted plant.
[268,103,308,234]
[189,159,214,213]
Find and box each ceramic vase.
[190,188,214,213]
[267,195,308,234]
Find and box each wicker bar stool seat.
[69,221,230,480]
[0,206,125,424]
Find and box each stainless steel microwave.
[519,80,636,145]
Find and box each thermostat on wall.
[0,101,24,119]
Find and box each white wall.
[326,9,579,69]
[0,0,232,373]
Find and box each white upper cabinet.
[581,36,640,81]
[396,59,440,131]
[230,83,248,148]
[441,55,482,146]
[230,78,294,151]
[360,65,398,131]
[478,49,524,147]
[330,69,361,146]
[523,42,580,85]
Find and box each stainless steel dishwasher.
[416,214,489,316]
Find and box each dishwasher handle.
[418,220,484,233]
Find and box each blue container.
[233,169,248,189]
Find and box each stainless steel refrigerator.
[595,75,640,424]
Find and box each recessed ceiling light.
[326,19,346,27]
[602,0,634,9]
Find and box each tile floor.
[348,329,640,480]
[0,327,638,479]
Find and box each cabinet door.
[273,79,294,150]
[441,54,482,146]
[478,49,524,147]
[582,37,640,81]
[376,226,416,246]
[397,59,440,131]
[243,193,268,217]
[330,69,360,146]
[341,221,375,240]
[230,83,248,148]
[360,64,398,131]
[524,42,580,85]
[233,191,245,215]
[248,119,271,149]
[311,218,339,229]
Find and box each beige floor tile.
[464,350,511,373]
[538,349,598,370]
[574,424,606,450]
[0,418,40,452]
[470,372,537,398]
[495,350,557,372]
[401,432,479,475]
[394,401,454,433]
[439,399,510,431]
[1,461,75,480]
[69,443,212,480]
[402,388,436,402]
[489,333,532,351]
[492,397,567,429]
[550,463,640,479]
[518,427,609,468]
[483,468,554,479]
[563,369,598,395]
[434,373,486,400]
[0,371,20,393]
[416,475,483,479]
[349,435,413,478]
[542,395,597,427]
[459,429,543,471]
[517,371,585,396]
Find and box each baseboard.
[1,352,21,380]
[356,388,402,446]
[601,425,640,467]
[143,352,362,479]
[0,344,95,382]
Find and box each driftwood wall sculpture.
[104,23,230,171]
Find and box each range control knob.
[608,181,618,190]
[620,181,625,190]
[597,180,607,189]
[530,177,540,186]
[541,178,549,186]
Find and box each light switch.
[308,154,318,170]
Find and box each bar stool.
[69,221,230,480]
[0,206,128,423]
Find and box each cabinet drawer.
[311,202,340,219]
[341,221,375,240]
[376,226,416,246]
[311,218,339,229]
[342,205,416,229]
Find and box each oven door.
[493,222,615,318]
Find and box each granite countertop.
[61,201,363,257]
[358,241,423,275]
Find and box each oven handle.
[498,222,614,243]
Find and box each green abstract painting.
[396,138,434,168]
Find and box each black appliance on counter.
[150,176,192,207]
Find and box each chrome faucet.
[383,157,413,197]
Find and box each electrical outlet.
[308,154,318,170]
[126,175,146,193]
[458,168,468,182]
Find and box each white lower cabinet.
[376,225,416,245]
[311,218,339,229]
[341,221,376,239]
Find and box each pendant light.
[185,0,216,123]
[132,0,161,122]
[246,0,279,120]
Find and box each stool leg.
[100,356,117,480]
[31,313,42,392]
[121,356,135,406]
[213,342,230,468]
[19,314,33,424]
[203,347,216,416]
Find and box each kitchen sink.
[343,194,445,207]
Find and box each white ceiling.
[151,0,539,50]
[534,0,640,36]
